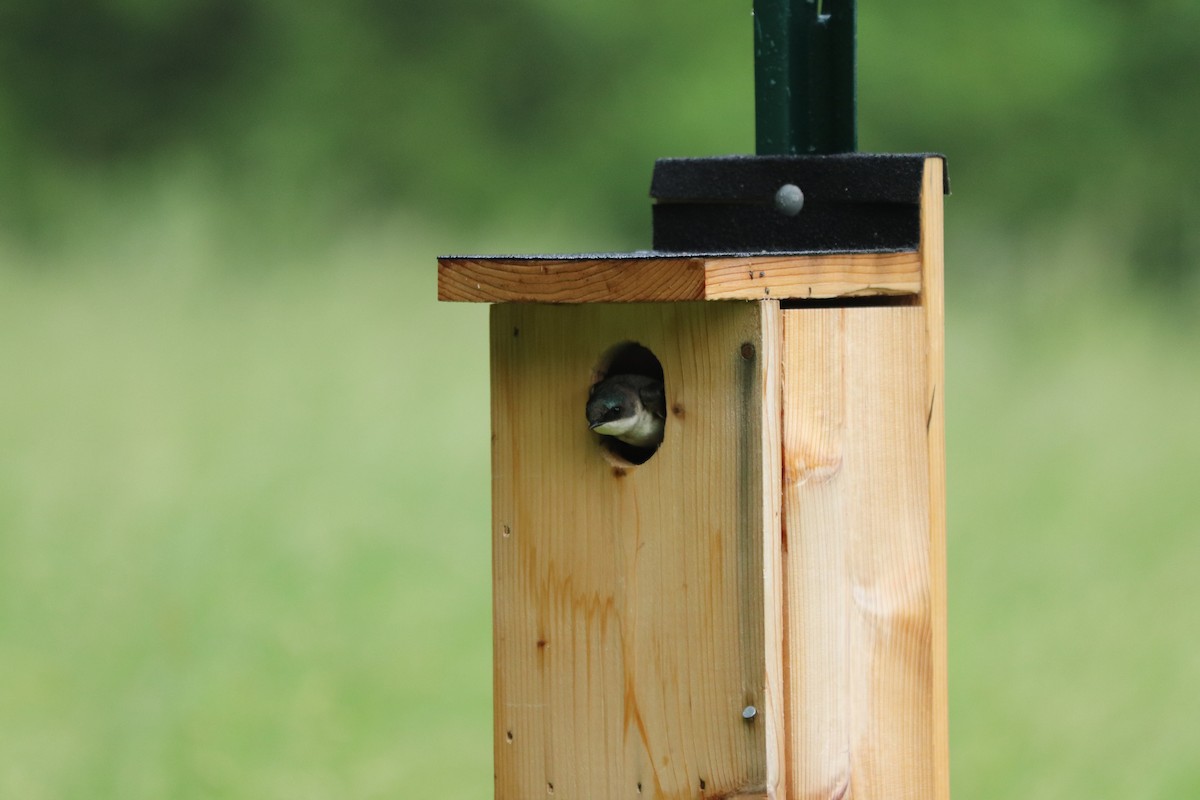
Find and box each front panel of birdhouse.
[489,301,784,800]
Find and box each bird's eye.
[608,406,623,418]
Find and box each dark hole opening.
[588,341,665,467]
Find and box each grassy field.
[0,208,1197,798]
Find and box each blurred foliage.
[0,1,1197,285]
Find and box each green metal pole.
[754,0,857,155]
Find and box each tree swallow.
[586,374,666,448]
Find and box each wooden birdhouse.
[437,4,949,798]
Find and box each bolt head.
[774,184,804,216]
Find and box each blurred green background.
[1,2,1197,798]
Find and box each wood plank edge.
[437,256,707,303]
[920,156,951,800]
[758,299,787,800]
[438,253,923,303]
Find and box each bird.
[586,374,666,448]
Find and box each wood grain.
[702,253,922,301]
[491,301,783,800]
[781,307,935,799]
[920,157,951,800]
[440,252,921,304]
[445,257,707,303]
[759,302,787,800]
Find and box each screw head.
[742,705,758,721]
[774,184,804,216]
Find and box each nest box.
[438,152,948,799]
[438,5,949,797]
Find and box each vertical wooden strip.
[491,302,775,800]
[782,307,933,799]
[920,157,950,800]
[759,301,787,800]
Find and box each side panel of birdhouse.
[780,158,948,800]
[490,301,784,800]
[781,306,933,799]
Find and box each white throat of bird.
[592,406,661,447]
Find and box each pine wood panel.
[702,253,922,301]
[440,252,921,304]
[449,257,708,303]
[781,306,935,799]
[920,157,951,800]
[759,302,787,800]
[491,301,783,800]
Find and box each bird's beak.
[588,420,602,430]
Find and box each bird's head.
[586,380,642,437]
